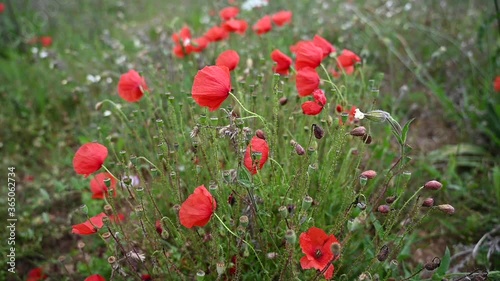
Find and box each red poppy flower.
[299,227,339,280]
[222,19,248,35]
[142,274,152,281]
[313,35,336,59]
[40,36,52,47]
[73,142,108,177]
[204,26,229,42]
[337,49,361,68]
[494,76,500,92]
[84,274,106,281]
[295,41,323,70]
[27,267,47,281]
[219,6,239,20]
[187,37,209,53]
[117,70,148,102]
[179,185,216,228]
[243,136,270,175]
[271,10,292,26]
[0,3,5,14]
[216,50,240,71]
[302,89,327,116]
[90,172,117,199]
[172,26,191,46]
[72,213,107,235]
[192,65,232,111]
[271,49,292,75]
[296,67,320,97]
[253,15,272,35]
[338,106,357,125]
[155,220,163,234]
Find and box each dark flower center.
[315,249,322,259]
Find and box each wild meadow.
[1,0,499,280]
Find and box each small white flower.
[354,108,365,120]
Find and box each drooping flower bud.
[313,124,324,139]
[422,198,434,207]
[362,134,372,144]
[385,196,397,204]
[437,204,455,214]
[377,245,389,261]
[359,175,368,186]
[350,126,366,137]
[364,110,390,123]
[361,170,377,179]
[377,205,390,214]
[80,205,89,215]
[424,257,441,271]
[279,97,288,105]
[424,180,442,191]
[255,129,266,140]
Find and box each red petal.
[192,66,231,111]
[243,137,270,175]
[219,6,239,21]
[296,67,320,97]
[301,101,323,115]
[216,50,240,71]
[117,70,148,102]
[271,10,292,26]
[313,35,336,59]
[179,185,216,228]
[295,41,323,70]
[84,274,106,281]
[253,15,272,35]
[73,143,108,177]
[90,172,117,199]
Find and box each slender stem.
[229,92,268,129]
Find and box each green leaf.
[493,166,500,205]
[435,247,451,278]
[401,118,415,145]
[237,165,253,188]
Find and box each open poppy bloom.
[192,65,232,111]
[172,26,192,46]
[332,49,361,77]
[27,267,48,281]
[253,15,272,35]
[222,19,248,35]
[243,136,270,175]
[302,89,327,116]
[338,106,358,125]
[271,49,292,75]
[73,142,108,177]
[295,41,324,70]
[296,67,320,97]
[494,76,500,92]
[72,213,107,235]
[90,172,117,199]
[299,227,339,280]
[216,50,240,71]
[313,35,336,59]
[179,185,216,228]
[204,26,229,42]
[188,37,209,53]
[84,274,106,281]
[117,70,148,102]
[219,6,239,21]
[271,10,293,26]
[40,36,53,47]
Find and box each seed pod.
[239,216,249,227]
[255,129,266,140]
[278,206,288,219]
[103,204,113,216]
[361,170,377,179]
[285,229,296,244]
[313,124,324,139]
[216,262,226,276]
[350,126,366,137]
[331,242,342,256]
[437,204,455,214]
[377,245,389,261]
[385,196,397,204]
[424,180,442,190]
[302,196,313,211]
[377,205,390,214]
[422,198,434,207]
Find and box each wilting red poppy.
[27,267,47,281]
[72,213,107,235]
[172,26,191,46]
[179,185,216,228]
[253,15,272,35]
[216,50,240,71]
[90,172,117,199]
[219,6,239,20]
[39,36,52,47]
[302,89,327,116]
[192,65,232,111]
[243,136,270,175]
[117,70,148,102]
[337,49,361,68]
[296,67,320,97]
[313,35,336,59]
[295,41,323,70]
[73,142,108,177]
[299,227,339,280]
[271,10,292,26]
[271,49,292,75]
[84,274,106,281]
[204,26,229,42]
[222,19,248,35]
[494,76,500,92]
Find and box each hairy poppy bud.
[422,198,434,207]
[424,257,441,271]
[350,126,366,137]
[291,140,305,155]
[385,196,397,204]
[331,242,341,256]
[377,205,390,214]
[361,170,377,179]
[437,204,455,214]
[279,97,288,105]
[424,180,442,191]
[377,245,389,261]
[364,110,389,123]
[255,129,266,140]
[312,124,324,139]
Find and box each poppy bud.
[336,104,343,113]
[291,141,305,155]
[331,242,341,256]
[402,171,412,183]
[422,198,434,207]
[377,245,389,261]
[424,180,442,191]
[285,229,296,244]
[103,204,113,216]
[209,182,218,191]
[216,262,226,276]
[362,134,372,144]
[161,228,170,240]
[364,110,389,123]
[239,215,249,227]
[385,196,397,204]
[95,101,104,111]
[302,196,313,211]
[424,257,441,271]
[228,193,236,206]
[377,205,390,214]
[361,170,377,179]
[279,97,288,105]
[255,129,266,140]
[437,204,455,214]
[350,126,366,137]
[312,124,324,139]
[340,113,349,124]
[278,206,288,219]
